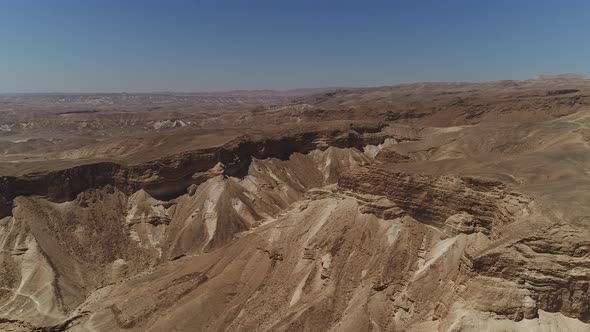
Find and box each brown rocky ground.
[1,75,590,331]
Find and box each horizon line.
[1,73,587,95]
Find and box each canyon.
[1,75,590,331]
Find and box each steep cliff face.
[338,167,534,237]
[472,225,590,322]
[333,166,590,325]
[0,123,386,219]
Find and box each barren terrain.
[2,74,590,331]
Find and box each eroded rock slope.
[2,103,590,331]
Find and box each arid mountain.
[1,76,590,331]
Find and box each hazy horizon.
[1,73,589,95]
[2,0,590,93]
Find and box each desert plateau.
[1,74,590,331]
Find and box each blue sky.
[1,0,589,92]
